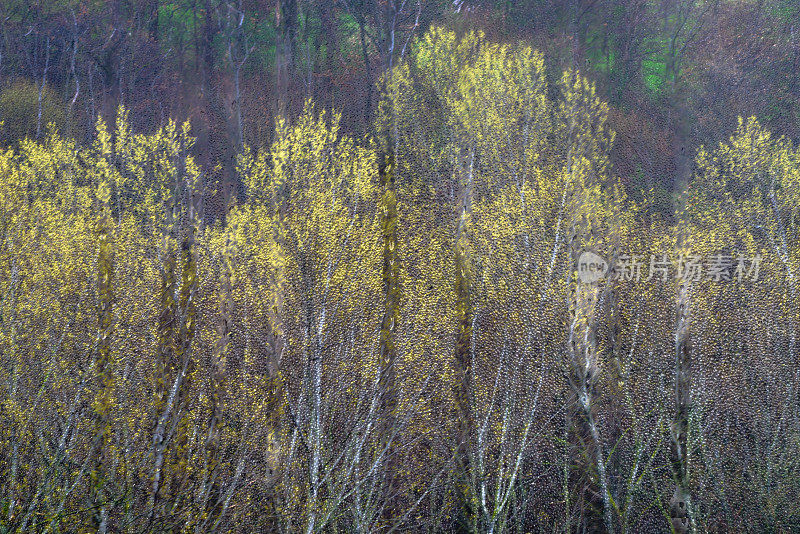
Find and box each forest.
[0,1,799,533]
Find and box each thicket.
[1,25,799,533]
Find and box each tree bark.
[669,282,694,534]
[453,145,477,527]
[566,222,615,534]
[90,191,114,533]
[275,0,296,120]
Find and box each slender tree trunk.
[148,215,177,523]
[768,190,798,363]
[36,36,50,139]
[301,258,324,534]
[90,191,114,533]
[377,146,400,521]
[148,0,159,42]
[566,223,615,534]
[227,1,251,157]
[66,12,80,134]
[169,180,201,502]
[203,217,234,525]
[453,145,477,527]
[318,3,338,110]
[669,282,694,534]
[275,0,296,120]
[358,17,373,127]
[148,175,200,523]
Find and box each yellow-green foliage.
[0,25,798,534]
